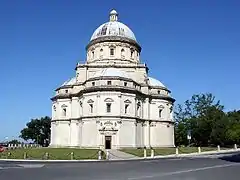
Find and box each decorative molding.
[104,98,114,102]
[124,99,132,104]
[158,105,164,109]
[61,104,67,108]
[87,99,94,103]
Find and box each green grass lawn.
[121,147,223,157]
[0,148,102,160]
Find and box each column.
[118,94,122,115]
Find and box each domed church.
[50,10,175,149]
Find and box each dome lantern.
[109,9,118,22]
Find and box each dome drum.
[86,36,141,52]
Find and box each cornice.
[52,116,174,124]
[51,85,175,103]
[75,63,148,70]
[86,36,141,52]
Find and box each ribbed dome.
[90,10,136,41]
[93,68,129,78]
[61,77,76,86]
[148,77,165,87]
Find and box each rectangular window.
[106,103,111,113]
[89,104,93,113]
[107,81,112,85]
[125,104,129,114]
[62,108,66,117]
[124,82,127,86]
[110,48,114,56]
[92,82,95,86]
[159,109,162,118]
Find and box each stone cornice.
[51,85,175,103]
[75,63,148,70]
[86,36,142,52]
[51,116,174,124]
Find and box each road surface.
[0,152,239,180]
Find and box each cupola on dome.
[90,10,137,41]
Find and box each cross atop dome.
[109,9,118,22]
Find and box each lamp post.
[187,130,191,147]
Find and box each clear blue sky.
[0,0,239,141]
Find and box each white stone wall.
[81,120,98,148]
[150,122,174,147]
[118,120,136,148]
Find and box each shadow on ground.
[219,153,240,163]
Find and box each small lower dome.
[148,77,165,87]
[61,77,76,86]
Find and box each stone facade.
[50,10,175,149]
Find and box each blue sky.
[0,0,239,141]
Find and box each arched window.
[61,104,67,117]
[106,103,111,113]
[87,99,94,113]
[125,104,129,114]
[100,48,103,58]
[53,105,56,112]
[159,109,163,118]
[158,105,164,118]
[121,48,125,58]
[137,102,141,117]
[130,49,134,59]
[110,48,114,56]
[92,50,95,59]
[89,104,93,113]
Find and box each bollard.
[23,152,27,159]
[106,150,110,160]
[70,152,74,160]
[198,147,201,153]
[98,150,102,160]
[45,152,49,160]
[234,144,237,150]
[151,149,154,158]
[217,145,220,152]
[7,152,11,159]
[175,147,179,155]
[143,148,147,158]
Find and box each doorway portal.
[105,136,111,149]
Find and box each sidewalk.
[106,149,138,160]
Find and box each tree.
[19,116,51,146]
[174,93,225,146]
[225,110,240,145]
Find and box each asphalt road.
[0,153,239,180]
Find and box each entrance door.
[105,136,111,149]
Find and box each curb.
[0,149,239,163]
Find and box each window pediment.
[61,104,67,108]
[124,99,131,104]
[104,98,114,102]
[87,99,94,103]
[158,105,164,109]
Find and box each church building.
[50,10,175,149]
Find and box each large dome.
[90,10,136,42]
